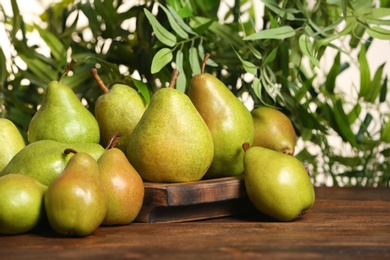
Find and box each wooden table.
[1,186,389,259]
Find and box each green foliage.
[0,0,389,186]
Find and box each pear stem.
[90,68,110,94]
[64,148,78,155]
[106,132,122,150]
[168,69,180,89]
[201,53,210,74]
[242,142,250,152]
[59,59,77,83]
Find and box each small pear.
[98,134,144,225]
[44,149,107,236]
[0,174,47,235]
[0,118,25,172]
[28,61,100,144]
[188,54,254,179]
[92,69,147,153]
[126,70,214,182]
[243,143,315,221]
[251,106,296,155]
[1,140,105,186]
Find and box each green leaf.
[381,119,390,143]
[144,8,177,47]
[325,52,341,93]
[34,24,66,62]
[244,26,296,40]
[197,44,218,67]
[132,78,150,105]
[0,48,9,83]
[379,76,388,102]
[151,48,173,74]
[233,48,257,75]
[175,50,186,92]
[367,26,390,40]
[18,54,56,84]
[358,45,371,100]
[158,3,189,39]
[263,48,278,65]
[332,98,358,147]
[299,35,320,68]
[261,0,295,20]
[189,47,201,75]
[366,63,385,102]
[166,5,197,35]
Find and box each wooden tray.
[135,176,254,223]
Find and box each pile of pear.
[0,56,315,236]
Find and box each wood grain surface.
[0,186,389,259]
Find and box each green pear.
[92,69,146,152]
[243,143,315,221]
[0,140,105,186]
[188,54,254,179]
[251,106,296,155]
[44,149,107,236]
[0,174,47,235]
[98,135,144,225]
[126,70,214,183]
[0,118,26,172]
[28,63,100,144]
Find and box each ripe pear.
[0,174,47,235]
[251,106,296,155]
[98,135,144,225]
[0,118,25,172]
[243,143,315,221]
[28,62,100,144]
[0,140,105,186]
[92,69,147,153]
[126,70,214,183]
[44,149,107,236]
[188,54,254,179]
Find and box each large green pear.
[0,140,105,186]
[188,54,254,179]
[0,174,47,235]
[252,106,296,155]
[243,144,315,221]
[92,69,147,152]
[126,70,214,183]
[0,118,26,172]
[44,150,107,236]
[28,80,100,144]
[98,146,144,225]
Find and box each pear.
[251,106,296,155]
[0,118,25,172]
[98,134,144,225]
[242,143,315,221]
[188,54,254,179]
[28,61,100,144]
[0,174,47,235]
[126,70,214,183]
[0,139,105,186]
[91,69,147,153]
[44,149,107,236]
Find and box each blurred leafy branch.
[0,0,390,186]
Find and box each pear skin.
[0,174,47,235]
[251,106,296,155]
[28,80,100,144]
[0,118,25,172]
[44,150,107,236]
[98,147,144,225]
[0,140,105,186]
[243,144,315,221]
[188,54,254,179]
[92,69,146,153]
[126,70,214,183]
